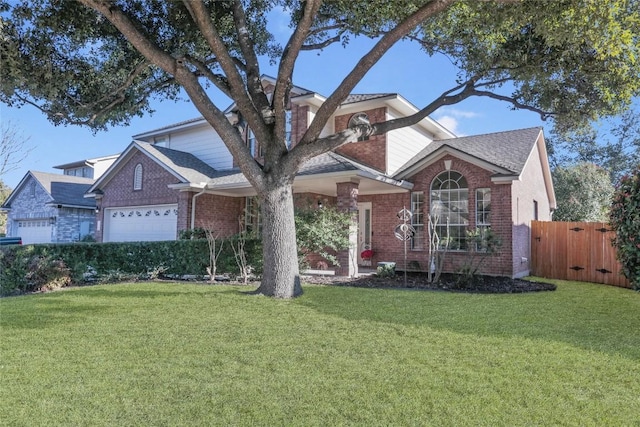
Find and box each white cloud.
[433,108,482,136]
[434,115,462,135]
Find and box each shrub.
[0,248,30,295]
[0,238,265,295]
[0,249,70,295]
[295,205,352,269]
[456,228,502,289]
[609,164,640,290]
[376,262,396,278]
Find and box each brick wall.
[193,193,243,237]
[363,155,516,277]
[5,176,56,239]
[290,103,309,146]
[55,207,95,242]
[334,107,388,172]
[96,151,181,242]
[5,176,95,243]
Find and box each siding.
[164,123,234,170]
[386,107,434,176]
[510,138,553,277]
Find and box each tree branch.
[230,0,270,117]
[181,0,264,131]
[181,55,233,98]
[296,0,458,152]
[301,32,345,50]
[270,0,323,165]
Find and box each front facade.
[1,156,117,244]
[1,172,97,243]
[87,78,555,278]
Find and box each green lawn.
[1,279,639,426]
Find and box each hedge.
[0,238,262,296]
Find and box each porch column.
[336,179,359,277]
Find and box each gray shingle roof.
[136,142,218,183]
[30,171,96,208]
[206,152,397,189]
[395,127,542,178]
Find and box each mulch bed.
[303,272,557,294]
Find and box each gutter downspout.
[191,185,208,230]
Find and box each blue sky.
[1,13,550,190]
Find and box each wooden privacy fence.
[530,221,631,288]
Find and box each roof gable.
[394,127,543,180]
[2,171,95,209]
[87,141,218,195]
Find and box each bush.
[295,205,352,269]
[376,262,396,278]
[0,237,264,295]
[609,164,640,290]
[456,228,502,288]
[0,249,70,295]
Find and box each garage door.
[17,219,52,244]
[104,205,178,242]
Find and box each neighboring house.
[53,154,119,179]
[87,77,555,278]
[1,155,118,244]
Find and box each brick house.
[86,78,555,278]
[1,154,117,243]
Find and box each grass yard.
[1,278,639,426]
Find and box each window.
[475,188,492,250]
[348,112,370,142]
[430,171,469,250]
[285,110,292,148]
[244,196,262,235]
[133,164,143,190]
[246,128,256,157]
[476,188,491,228]
[411,192,425,250]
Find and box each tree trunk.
[254,181,302,298]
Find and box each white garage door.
[17,219,52,244]
[104,205,178,242]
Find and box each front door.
[358,202,372,265]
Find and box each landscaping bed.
[304,272,557,293]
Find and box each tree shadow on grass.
[296,283,640,361]
[1,298,113,330]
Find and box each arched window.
[133,163,143,190]
[430,171,469,250]
[348,112,370,142]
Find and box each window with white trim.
[348,112,370,142]
[411,192,425,250]
[133,163,143,190]
[476,188,491,228]
[476,188,492,250]
[244,196,262,236]
[430,171,469,250]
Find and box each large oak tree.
[2,0,638,297]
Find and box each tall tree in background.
[0,121,31,234]
[0,120,31,178]
[552,162,614,222]
[2,0,639,297]
[548,104,640,183]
